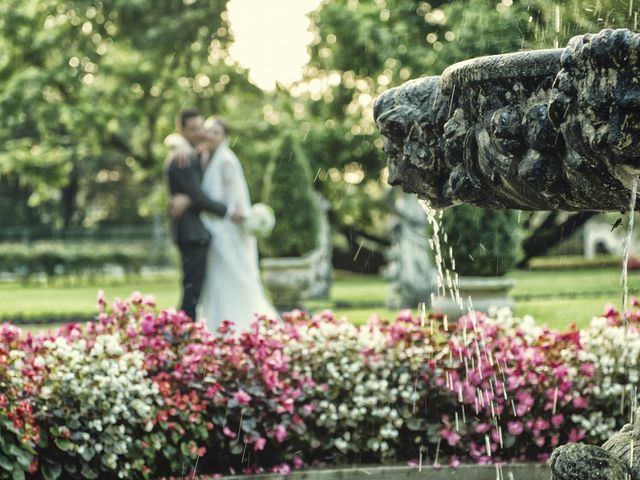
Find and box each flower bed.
[1,293,639,479]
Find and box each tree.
[0,0,260,230]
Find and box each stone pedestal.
[431,276,515,319]
[260,255,314,312]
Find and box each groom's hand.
[172,147,194,168]
[170,194,192,218]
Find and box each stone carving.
[374,29,640,212]
[550,408,640,480]
[550,443,631,480]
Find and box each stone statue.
[307,192,333,299]
[374,29,640,212]
[382,188,435,308]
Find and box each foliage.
[441,206,522,276]
[260,133,320,258]
[0,242,174,282]
[0,0,259,229]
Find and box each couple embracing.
[166,109,276,333]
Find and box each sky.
[226,0,323,91]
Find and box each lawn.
[2,267,639,332]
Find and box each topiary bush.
[260,134,319,258]
[442,205,522,276]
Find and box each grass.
[510,268,640,299]
[2,267,639,332]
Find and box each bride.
[170,117,277,333]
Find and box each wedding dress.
[197,141,277,333]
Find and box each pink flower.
[534,418,550,431]
[274,424,286,443]
[293,456,304,468]
[254,437,266,451]
[441,428,461,446]
[223,426,236,438]
[603,304,618,321]
[507,421,523,436]
[551,414,564,428]
[233,390,251,405]
[580,363,595,377]
[272,463,291,475]
[96,290,106,311]
[572,396,589,409]
[475,423,491,433]
[569,428,586,443]
[534,436,545,447]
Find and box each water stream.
[621,175,639,316]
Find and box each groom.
[166,109,240,320]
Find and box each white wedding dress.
[197,141,277,333]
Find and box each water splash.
[621,175,639,316]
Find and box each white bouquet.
[244,203,276,238]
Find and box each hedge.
[0,242,176,282]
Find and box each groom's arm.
[168,161,228,218]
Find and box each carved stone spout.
[550,408,640,480]
[374,29,640,211]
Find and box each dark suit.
[167,154,227,320]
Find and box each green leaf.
[12,466,25,480]
[406,417,424,431]
[13,449,32,470]
[0,452,14,472]
[79,447,95,462]
[38,430,49,448]
[41,462,63,480]
[229,442,244,455]
[80,463,99,479]
[54,438,73,452]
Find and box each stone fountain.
[375,29,640,480]
[375,28,640,212]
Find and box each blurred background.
[1,0,639,330]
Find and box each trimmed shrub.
[260,134,319,258]
[442,205,522,276]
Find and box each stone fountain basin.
[216,464,550,479]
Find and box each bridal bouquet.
[244,203,276,238]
